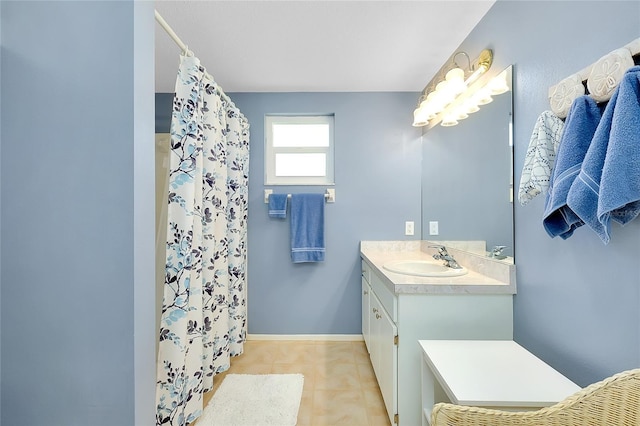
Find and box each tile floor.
[199,340,391,426]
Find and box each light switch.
[405,221,414,236]
[429,221,439,235]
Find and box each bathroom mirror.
[421,66,514,261]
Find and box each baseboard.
[247,334,364,342]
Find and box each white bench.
[419,340,581,426]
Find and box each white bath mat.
[198,373,304,426]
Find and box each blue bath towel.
[268,193,288,218]
[542,96,603,239]
[600,67,640,225]
[567,66,640,244]
[290,193,325,263]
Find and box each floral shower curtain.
[155,54,250,426]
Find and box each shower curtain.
[155,54,250,426]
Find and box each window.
[265,115,335,185]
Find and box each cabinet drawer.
[370,268,397,322]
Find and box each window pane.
[272,124,330,147]
[275,153,326,177]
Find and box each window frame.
[264,115,335,186]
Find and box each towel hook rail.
[548,38,640,117]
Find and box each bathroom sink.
[383,260,468,277]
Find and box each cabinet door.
[362,278,371,352]
[370,293,398,425]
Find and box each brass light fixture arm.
[418,49,493,100]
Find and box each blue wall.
[157,92,423,334]
[133,2,157,425]
[234,93,422,334]
[1,1,156,425]
[459,0,640,386]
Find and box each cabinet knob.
[375,313,381,320]
[373,308,378,314]
[364,290,368,295]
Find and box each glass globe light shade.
[441,114,459,127]
[445,68,467,95]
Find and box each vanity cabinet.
[362,278,371,352]
[361,257,514,426]
[362,261,398,425]
[369,290,398,424]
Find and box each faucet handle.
[491,245,507,254]
[489,245,508,259]
[429,245,447,260]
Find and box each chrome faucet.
[429,245,462,269]
[489,245,507,259]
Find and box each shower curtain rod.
[155,9,242,109]
[155,10,189,54]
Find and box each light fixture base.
[476,49,493,71]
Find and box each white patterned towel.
[518,111,565,205]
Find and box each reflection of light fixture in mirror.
[473,87,494,105]
[488,68,510,95]
[441,114,459,127]
[463,100,480,114]
[432,65,510,127]
[437,68,511,127]
[412,49,493,127]
[454,110,469,120]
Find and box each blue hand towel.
[542,96,603,239]
[567,66,640,244]
[290,193,325,263]
[268,193,288,218]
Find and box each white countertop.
[419,340,581,408]
[360,241,516,295]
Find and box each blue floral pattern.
[155,54,250,426]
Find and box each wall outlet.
[429,221,439,235]
[405,221,414,236]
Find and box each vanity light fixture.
[440,114,459,127]
[412,49,499,128]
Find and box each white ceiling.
[154,1,495,93]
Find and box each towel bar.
[264,188,335,203]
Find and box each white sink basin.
[383,260,468,277]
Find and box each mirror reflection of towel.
[290,194,325,263]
